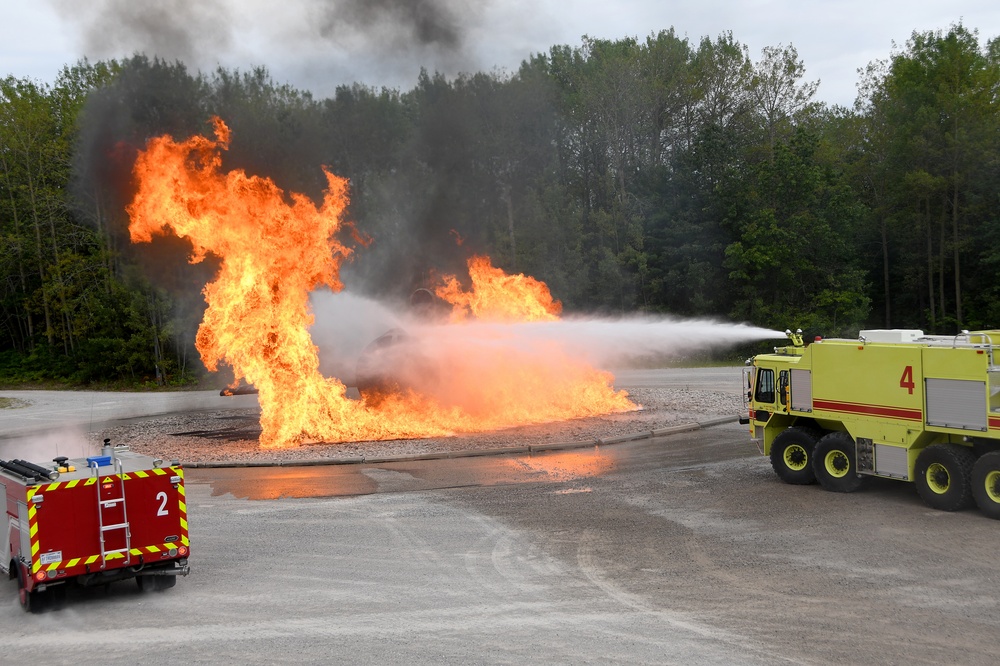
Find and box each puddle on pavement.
[187,448,619,500]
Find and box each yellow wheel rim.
[985,470,1000,503]
[926,462,950,495]
[783,444,808,471]
[824,450,850,479]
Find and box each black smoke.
[318,0,464,50]
[50,0,234,70]
[47,0,493,94]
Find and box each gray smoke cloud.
[46,0,513,94]
[50,0,234,69]
[318,0,464,49]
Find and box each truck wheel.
[770,427,820,485]
[914,444,976,511]
[972,451,1000,519]
[813,431,867,493]
[16,567,31,611]
[16,567,44,613]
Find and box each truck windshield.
[755,368,775,403]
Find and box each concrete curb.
[181,416,740,469]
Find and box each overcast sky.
[2,0,998,108]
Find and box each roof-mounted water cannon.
[785,328,804,347]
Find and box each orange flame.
[127,118,634,448]
[436,255,562,322]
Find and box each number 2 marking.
[900,365,915,394]
[156,491,169,516]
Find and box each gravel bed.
[84,387,744,465]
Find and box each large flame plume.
[437,255,562,322]
[127,118,635,448]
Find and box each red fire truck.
[2,440,190,611]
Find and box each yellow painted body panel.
[747,330,1000,484]
[810,343,923,416]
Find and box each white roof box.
[859,329,924,343]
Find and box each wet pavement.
[188,432,738,500]
[4,370,1000,664]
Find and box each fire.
[436,255,562,322]
[127,118,635,448]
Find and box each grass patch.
[0,397,29,409]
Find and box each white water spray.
[411,316,785,368]
[310,290,785,388]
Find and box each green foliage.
[1,21,999,386]
[855,24,1000,331]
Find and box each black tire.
[16,566,31,612]
[813,431,867,493]
[769,427,821,485]
[914,444,976,511]
[972,450,1000,519]
[16,567,44,613]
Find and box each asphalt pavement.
[0,388,260,439]
[2,368,999,665]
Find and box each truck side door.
[754,367,775,423]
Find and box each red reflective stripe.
[813,399,922,421]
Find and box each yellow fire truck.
[741,329,1000,518]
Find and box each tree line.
[1,24,998,385]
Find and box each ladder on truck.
[93,457,131,568]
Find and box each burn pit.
[126,118,637,450]
[88,385,743,465]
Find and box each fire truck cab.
[742,329,1000,518]
[3,440,190,611]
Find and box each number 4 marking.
[900,365,915,394]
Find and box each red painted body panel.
[2,448,189,596]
